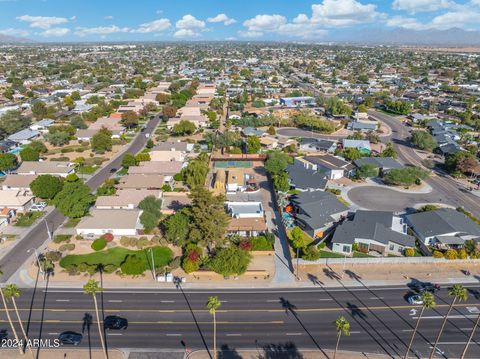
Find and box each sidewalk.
[0,349,125,359]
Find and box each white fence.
[298,257,480,265]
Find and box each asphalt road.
[368,110,480,218]
[0,116,161,283]
[3,283,480,358]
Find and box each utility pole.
[296,246,300,280]
[28,248,44,279]
[149,248,156,280]
[44,219,52,241]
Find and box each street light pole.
[296,246,300,280]
[44,219,52,241]
[149,248,155,280]
[28,248,44,279]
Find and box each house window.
[398,247,404,253]
[389,244,394,251]
[343,245,350,253]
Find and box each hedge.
[91,238,107,251]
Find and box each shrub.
[433,250,444,258]
[182,258,200,273]
[404,248,415,257]
[120,237,138,247]
[91,238,107,251]
[168,256,181,270]
[251,236,273,251]
[301,246,321,261]
[187,249,200,262]
[457,249,468,259]
[53,235,71,244]
[239,239,252,251]
[120,255,146,275]
[209,247,252,277]
[103,264,117,273]
[136,237,150,249]
[102,233,114,242]
[59,243,75,252]
[445,249,458,260]
[318,242,327,249]
[45,251,62,262]
[65,264,78,276]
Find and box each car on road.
[408,281,440,293]
[407,294,423,305]
[109,168,117,174]
[58,331,83,345]
[104,315,128,330]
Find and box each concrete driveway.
[347,186,451,213]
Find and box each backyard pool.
[282,211,295,228]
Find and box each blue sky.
[1,0,479,41]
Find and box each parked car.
[408,281,440,293]
[109,168,117,174]
[30,203,47,212]
[58,331,82,345]
[104,315,128,330]
[407,294,423,305]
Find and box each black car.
[109,168,117,173]
[409,281,440,293]
[104,315,128,330]
[58,331,82,345]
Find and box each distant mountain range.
[0,34,33,44]
[327,27,480,46]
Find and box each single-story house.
[242,127,265,137]
[290,190,349,238]
[286,160,327,191]
[0,190,34,212]
[8,129,40,145]
[353,157,403,176]
[95,189,162,210]
[128,161,184,176]
[118,174,169,190]
[405,208,480,249]
[227,217,267,237]
[280,96,315,107]
[76,209,143,237]
[30,119,55,132]
[226,201,264,218]
[299,155,355,180]
[299,138,337,153]
[342,139,371,155]
[151,141,194,153]
[161,192,192,215]
[2,174,38,192]
[331,210,415,256]
[15,161,74,177]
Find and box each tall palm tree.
[0,282,23,355]
[404,292,436,359]
[83,279,107,359]
[333,316,350,359]
[429,284,468,359]
[4,284,34,358]
[206,296,221,359]
[460,309,480,359]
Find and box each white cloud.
[386,16,426,30]
[392,0,453,14]
[311,0,383,26]
[104,15,114,20]
[176,14,205,30]
[173,28,199,38]
[75,25,130,36]
[238,30,263,38]
[0,28,30,37]
[243,14,287,31]
[429,10,480,29]
[39,27,70,37]
[70,16,76,21]
[17,15,68,29]
[134,19,171,33]
[207,13,236,25]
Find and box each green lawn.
[318,250,344,258]
[63,218,81,228]
[15,211,44,227]
[77,166,96,175]
[353,251,374,258]
[59,246,173,270]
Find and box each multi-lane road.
[0,115,161,283]
[3,284,480,358]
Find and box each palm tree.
[0,281,23,355]
[460,309,480,359]
[83,279,107,359]
[429,284,467,359]
[404,292,436,359]
[4,284,34,358]
[206,296,221,359]
[334,316,350,359]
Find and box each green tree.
[155,93,169,104]
[357,104,368,113]
[30,175,63,199]
[206,296,221,359]
[325,97,352,116]
[122,153,137,168]
[0,110,31,137]
[404,292,436,359]
[183,156,209,188]
[0,153,18,172]
[265,151,292,176]
[342,148,362,161]
[163,105,177,118]
[411,131,437,151]
[384,167,428,186]
[138,196,162,233]
[273,172,290,192]
[121,111,139,128]
[52,181,96,218]
[45,131,70,146]
[0,279,23,355]
[164,209,190,246]
[334,316,350,359]
[64,95,75,110]
[381,143,397,159]
[356,164,379,179]
[429,284,467,359]
[32,101,47,120]
[20,147,40,161]
[188,187,230,249]
[120,255,146,275]
[71,91,81,101]
[209,247,252,276]
[290,227,309,249]
[172,120,196,136]
[91,128,112,153]
[70,116,87,129]
[246,136,261,154]
[83,279,107,359]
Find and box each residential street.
[3,285,480,358]
[0,116,161,283]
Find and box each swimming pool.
[8,147,22,155]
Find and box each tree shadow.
[82,312,93,359]
[323,267,340,281]
[279,297,329,358]
[307,273,324,286]
[174,277,211,358]
[98,266,109,359]
[218,344,243,359]
[258,342,305,359]
[344,270,362,281]
[25,264,40,351]
[346,302,367,320]
[35,271,51,359]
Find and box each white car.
[30,203,47,212]
[408,294,423,305]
